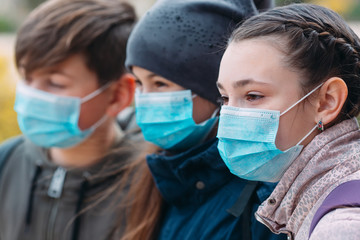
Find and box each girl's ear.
[106,73,136,117]
[316,77,348,126]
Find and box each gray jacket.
[0,124,142,240]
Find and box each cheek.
[276,117,304,151]
[77,95,109,130]
[275,104,316,150]
[192,98,218,124]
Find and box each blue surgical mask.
[135,90,218,151]
[217,84,323,182]
[14,83,109,148]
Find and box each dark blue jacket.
[147,138,286,240]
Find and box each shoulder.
[0,135,25,150]
[0,135,25,165]
[310,207,360,240]
[0,136,42,180]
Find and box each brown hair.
[15,0,136,85]
[229,3,360,121]
[120,144,164,240]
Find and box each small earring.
[317,120,324,132]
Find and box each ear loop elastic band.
[191,91,219,120]
[295,124,318,146]
[276,82,324,146]
[81,82,112,103]
[280,83,324,116]
[81,82,112,131]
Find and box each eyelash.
[246,93,263,101]
[48,80,65,89]
[23,78,65,89]
[134,80,168,88]
[217,93,264,106]
[154,81,167,88]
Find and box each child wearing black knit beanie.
[121,1,287,240]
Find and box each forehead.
[132,66,183,85]
[218,39,301,90]
[21,54,90,76]
[220,39,285,76]
[20,52,89,72]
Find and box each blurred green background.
[0,0,359,142]
[276,0,360,19]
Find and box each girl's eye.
[245,93,263,102]
[217,95,229,105]
[154,81,168,88]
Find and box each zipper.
[45,167,67,240]
[46,199,60,240]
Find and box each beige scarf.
[255,118,360,239]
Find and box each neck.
[49,119,122,168]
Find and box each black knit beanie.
[126,0,273,104]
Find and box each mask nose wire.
[280,83,324,116]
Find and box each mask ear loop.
[81,82,112,103]
[80,82,112,131]
[279,83,324,146]
[295,124,318,146]
[210,107,220,118]
[280,83,324,116]
[195,106,219,128]
[190,91,219,117]
[87,114,108,131]
[191,91,219,122]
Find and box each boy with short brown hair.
[0,0,140,239]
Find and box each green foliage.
[26,0,45,9]
[0,17,16,33]
[346,3,360,20]
[0,56,21,142]
[275,0,360,20]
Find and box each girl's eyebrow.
[216,79,271,90]
[232,79,271,88]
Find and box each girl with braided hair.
[216,3,360,240]
[122,0,288,240]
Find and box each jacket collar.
[147,138,234,205]
[24,131,139,185]
[255,118,360,236]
